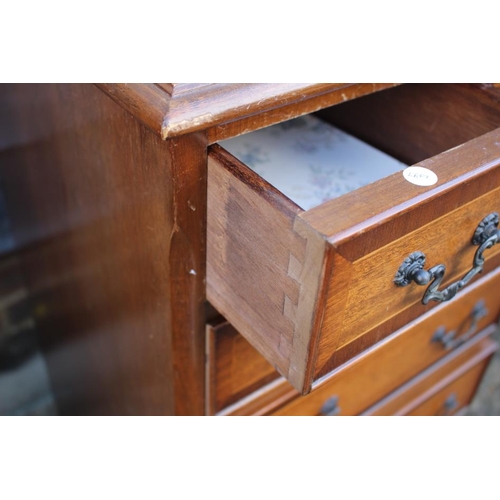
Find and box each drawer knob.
[432,300,488,350]
[394,213,500,304]
[319,395,341,416]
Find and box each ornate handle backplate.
[394,213,500,304]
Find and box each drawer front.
[406,361,490,416]
[363,333,498,416]
[215,270,500,416]
[271,324,499,417]
[207,84,500,394]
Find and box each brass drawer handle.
[320,395,341,416]
[431,300,488,350]
[394,213,500,304]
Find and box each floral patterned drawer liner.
[221,115,407,211]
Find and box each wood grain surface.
[4,83,500,415]
[405,361,490,416]
[363,332,498,416]
[313,134,500,376]
[97,83,399,141]
[0,84,207,415]
[161,83,398,140]
[271,270,500,415]
[206,83,399,143]
[206,319,281,415]
[317,83,500,164]
[219,378,297,416]
[208,84,500,393]
[207,145,328,392]
[95,83,170,137]
[219,280,500,416]
[315,184,500,369]
[315,254,500,378]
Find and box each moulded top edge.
[96,83,399,140]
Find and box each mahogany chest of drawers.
[2,83,500,415]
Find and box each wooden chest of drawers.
[2,83,500,415]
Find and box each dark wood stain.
[3,83,500,415]
[0,84,207,415]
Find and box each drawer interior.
[221,84,500,211]
[221,114,407,211]
[207,83,500,394]
[316,83,500,165]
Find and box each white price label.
[403,166,438,186]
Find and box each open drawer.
[207,84,500,394]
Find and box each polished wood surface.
[315,178,500,371]
[0,84,207,415]
[406,361,490,415]
[0,83,402,414]
[212,269,500,416]
[208,85,500,393]
[312,125,500,375]
[205,84,398,143]
[363,331,497,416]
[206,319,280,415]
[318,83,500,164]
[207,145,326,392]
[270,273,500,415]
[3,83,499,415]
[316,257,500,378]
[97,83,399,141]
[219,379,297,416]
[95,83,170,137]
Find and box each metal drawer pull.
[443,393,459,415]
[394,213,500,304]
[431,300,488,350]
[320,395,341,416]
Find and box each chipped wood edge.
[162,84,400,140]
[161,84,346,139]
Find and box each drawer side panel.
[207,146,328,391]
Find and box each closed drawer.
[212,269,500,416]
[362,332,497,416]
[405,364,489,416]
[270,309,499,416]
[207,84,500,394]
